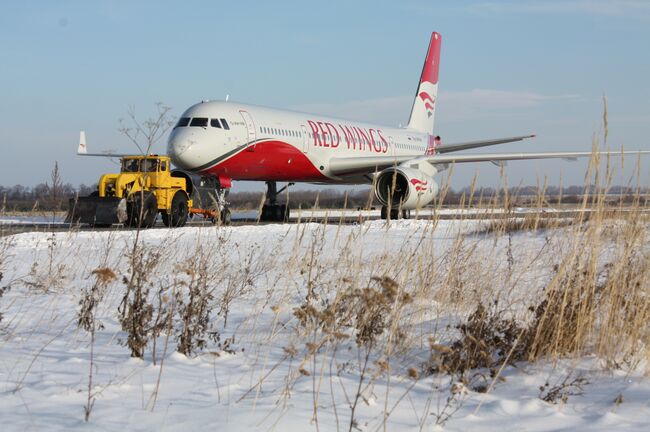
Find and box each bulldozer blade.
[66,196,122,226]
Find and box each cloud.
[290,90,578,126]
[440,89,579,121]
[468,0,650,17]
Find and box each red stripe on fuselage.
[200,140,327,182]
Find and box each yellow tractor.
[67,155,230,228]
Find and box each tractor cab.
[120,155,170,174]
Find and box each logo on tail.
[418,91,436,118]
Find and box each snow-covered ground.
[0,206,587,226]
[1,220,649,431]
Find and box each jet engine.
[374,166,438,210]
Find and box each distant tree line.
[1,181,647,213]
[228,185,649,210]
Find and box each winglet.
[78,131,87,154]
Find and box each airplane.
[84,32,650,222]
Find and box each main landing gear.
[380,206,411,220]
[260,181,292,222]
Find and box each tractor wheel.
[127,192,158,228]
[162,192,189,227]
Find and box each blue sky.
[1,0,649,191]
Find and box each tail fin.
[78,131,87,154]
[407,32,441,135]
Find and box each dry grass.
[2,118,649,429]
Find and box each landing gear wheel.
[381,206,409,220]
[260,204,289,222]
[220,207,231,225]
[260,181,291,222]
[275,204,288,222]
[127,192,158,228]
[162,192,189,227]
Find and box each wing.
[329,133,535,176]
[76,131,131,157]
[329,150,650,176]
[425,150,650,164]
[436,134,536,153]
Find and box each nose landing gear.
[260,181,293,222]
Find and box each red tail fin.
[407,32,441,134]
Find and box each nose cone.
[167,128,205,171]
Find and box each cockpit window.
[142,159,159,172]
[210,119,222,128]
[121,159,140,173]
[175,117,190,128]
[220,118,230,130]
[190,117,208,127]
[121,158,161,173]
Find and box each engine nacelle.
[374,167,438,209]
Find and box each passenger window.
[175,117,190,128]
[190,117,208,127]
[220,118,230,130]
[161,161,167,171]
[210,119,222,128]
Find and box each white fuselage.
[167,101,434,183]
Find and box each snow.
[1,220,649,431]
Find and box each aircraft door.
[240,110,257,152]
[301,125,308,153]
